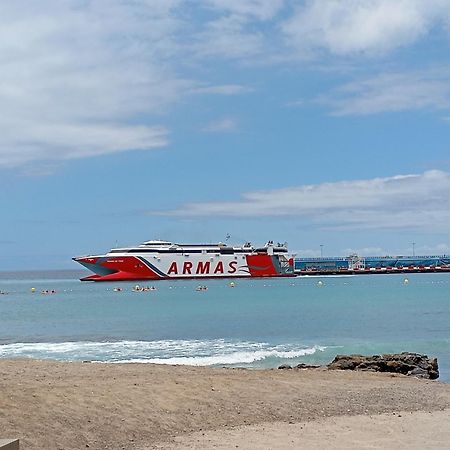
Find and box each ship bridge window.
[219,247,235,254]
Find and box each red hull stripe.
[246,254,278,277]
[135,256,166,278]
[88,256,162,280]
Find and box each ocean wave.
[0,339,325,366]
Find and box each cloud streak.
[205,0,285,21]
[321,68,450,115]
[0,0,185,171]
[283,0,450,56]
[201,117,238,133]
[3,1,450,171]
[191,84,251,95]
[149,170,450,232]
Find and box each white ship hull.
[73,240,294,281]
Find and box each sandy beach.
[1,359,450,449]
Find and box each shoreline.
[1,359,450,449]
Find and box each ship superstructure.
[73,240,294,281]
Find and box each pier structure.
[294,255,450,275]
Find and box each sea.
[1,270,449,380]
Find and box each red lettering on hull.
[168,261,178,275]
[196,261,211,274]
[167,260,237,276]
[183,261,193,274]
[228,261,237,273]
[214,261,224,274]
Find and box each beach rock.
[327,353,439,379]
[295,363,321,369]
[278,364,292,370]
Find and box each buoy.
[403,278,409,285]
[317,280,324,287]
[31,287,36,293]
[229,282,235,287]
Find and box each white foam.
[0,340,326,366]
[116,346,325,366]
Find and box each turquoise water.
[1,271,449,380]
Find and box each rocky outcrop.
[278,353,439,379]
[278,364,293,370]
[277,363,322,370]
[327,352,439,379]
[295,363,321,369]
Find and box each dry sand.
[0,359,449,450]
[164,410,450,449]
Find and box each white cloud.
[0,0,186,171]
[202,117,238,132]
[0,1,277,173]
[150,170,450,232]
[0,123,168,169]
[3,1,450,172]
[283,0,450,56]
[197,0,450,62]
[192,14,266,60]
[320,68,450,115]
[205,0,285,20]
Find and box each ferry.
[73,240,295,281]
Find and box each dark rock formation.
[327,352,439,379]
[295,363,321,369]
[278,364,292,370]
[278,363,321,370]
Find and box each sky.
[1,0,450,270]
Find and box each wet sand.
[0,359,449,449]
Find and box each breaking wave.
[0,339,326,366]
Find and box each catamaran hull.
[73,253,295,281]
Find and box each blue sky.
[1,0,450,270]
